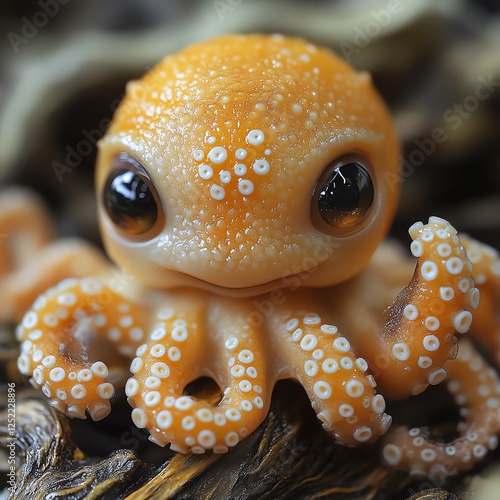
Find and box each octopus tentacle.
[362,217,478,399]
[382,339,500,478]
[272,310,391,446]
[16,277,149,420]
[0,239,110,322]
[126,300,271,454]
[461,235,500,362]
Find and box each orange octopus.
[7,34,500,478]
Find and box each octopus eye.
[103,154,161,235]
[312,155,374,233]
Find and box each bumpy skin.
[13,35,500,476]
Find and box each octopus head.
[96,34,400,296]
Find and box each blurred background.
[0,0,499,249]
[1,1,500,498]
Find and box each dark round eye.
[103,154,160,235]
[312,156,374,232]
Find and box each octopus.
[8,34,500,479]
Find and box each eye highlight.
[312,155,374,233]
[103,154,161,236]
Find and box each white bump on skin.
[252,159,270,175]
[125,378,139,397]
[145,376,161,388]
[71,384,87,399]
[314,381,332,400]
[198,164,213,180]
[225,409,242,422]
[291,328,303,342]
[410,241,423,257]
[353,426,372,443]
[168,346,181,361]
[333,337,350,352]
[428,368,447,385]
[345,380,364,398]
[136,344,148,356]
[304,360,318,377]
[421,261,439,281]
[371,394,386,414]
[230,365,245,377]
[193,149,204,161]
[210,184,225,200]
[172,325,188,342]
[238,179,254,195]
[97,383,115,399]
[23,311,38,329]
[156,410,173,429]
[467,288,480,309]
[423,335,440,352]
[286,318,299,332]
[425,317,440,331]
[437,243,452,257]
[392,342,410,361]
[225,337,239,350]
[420,449,437,462]
[49,367,65,382]
[355,358,368,372]
[238,350,254,364]
[339,404,354,417]
[383,444,402,466]
[151,327,167,340]
[454,311,473,333]
[418,356,432,369]
[403,304,419,321]
[78,369,93,382]
[28,329,42,341]
[246,129,264,145]
[300,334,318,351]
[235,148,247,160]
[42,355,56,368]
[421,231,434,243]
[440,287,455,302]
[234,163,247,176]
[446,257,464,275]
[340,357,353,369]
[150,344,166,357]
[131,408,147,428]
[57,292,77,306]
[81,278,102,295]
[225,432,239,447]
[220,170,231,183]
[151,362,170,378]
[175,397,194,411]
[320,324,338,334]
[208,146,228,163]
[130,358,144,374]
[322,358,338,373]
[198,430,217,448]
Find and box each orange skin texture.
[13,35,500,476]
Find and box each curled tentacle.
[272,310,391,446]
[16,277,149,420]
[461,235,500,362]
[382,339,500,478]
[364,217,478,399]
[126,299,271,454]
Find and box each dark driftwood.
[1,380,467,499]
